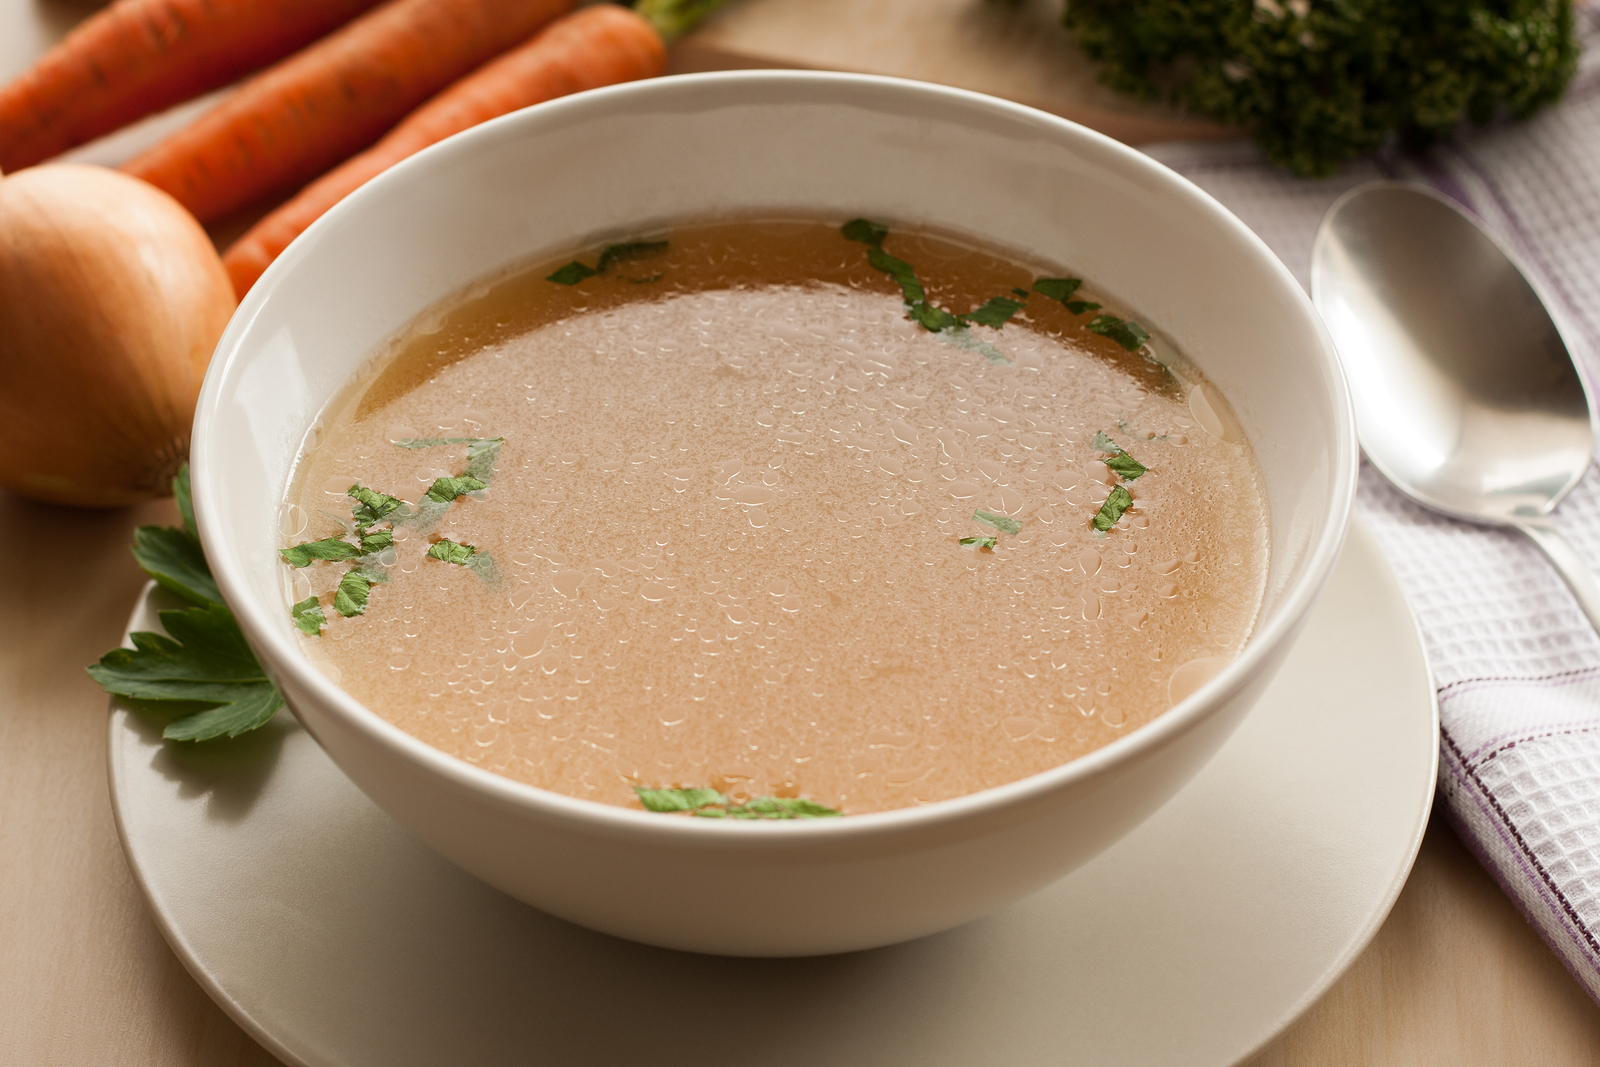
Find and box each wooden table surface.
[3,1,1600,1063]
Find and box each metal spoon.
[1310,181,1600,629]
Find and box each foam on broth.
[281,219,1269,814]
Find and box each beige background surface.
[2,0,1600,1062]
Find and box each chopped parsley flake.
[427,538,477,565]
[960,536,998,549]
[1032,277,1083,303]
[358,529,394,555]
[422,475,487,503]
[1093,485,1134,532]
[962,295,1025,329]
[634,786,842,819]
[1089,314,1151,352]
[546,261,598,285]
[841,218,889,247]
[348,484,405,527]
[279,536,361,568]
[291,596,326,636]
[333,571,373,617]
[597,240,669,272]
[547,240,668,285]
[973,509,1022,535]
[1092,431,1149,480]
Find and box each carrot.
[223,5,666,297]
[0,0,387,173]
[123,0,577,224]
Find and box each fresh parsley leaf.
[291,596,326,636]
[973,509,1022,535]
[333,571,373,617]
[1088,314,1151,351]
[1093,485,1133,531]
[132,525,222,607]
[962,296,1025,329]
[547,261,598,285]
[636,786,728,812]
[1066,300,1102,315]
[597,240,669,272]
[423,475,487,503]
[348,484,405,527]
[1106,453,1148,480]
[174,464,198,541]
[1033,277,1083,303]
[88,604,284,741]
[279,536,361,568]
[1012,287,1031,299]
[1092,431,1121,453]
[960,536,998,549]
[427,538,477,565]
[841,218,889,247]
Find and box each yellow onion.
[0,163,235,507]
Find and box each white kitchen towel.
[1142,5,1600,1002]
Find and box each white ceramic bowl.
[193,71,1356,957]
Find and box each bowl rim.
[194,68,1357,843]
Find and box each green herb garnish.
[291,596,326,636]
[960,536,998,549]
[89,603,287,742]
[546,240,669,285]
[973,509,1022,535]
[1088,314,1151,352]
[1067,300,1102,314]
[546,261,598,285]
[422,475,487,504]
[349,484,405,527]
[392,436,503,482]
[359,529,394,555]
[1093,431,1149,480]
[333,571,374,617]
[842,218,890,247]
[132,525,222,607]
[597,240,669,272]
[427,538,477,565]
[279,536,362,568]
[868,246,927,305]
[1093,484,1134,532]
[1033,277,1082,303]
[634,786,843,819]
[962,295,1025,329]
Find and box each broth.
[280,219,1269,815]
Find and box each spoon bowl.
[1312,181,1600,623]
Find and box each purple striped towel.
[1143,6,1600,1003]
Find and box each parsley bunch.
[1063,0,1578,176]
[88,467,285,741]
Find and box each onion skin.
[0,164,235,507]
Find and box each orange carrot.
[123,0,577,224]
[223,5,666,297]
[0,0,387,173]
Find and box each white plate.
[108,517,1436,1067]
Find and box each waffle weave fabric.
[1143,6,1600,1002]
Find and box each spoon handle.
[1515,520,1600,634]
